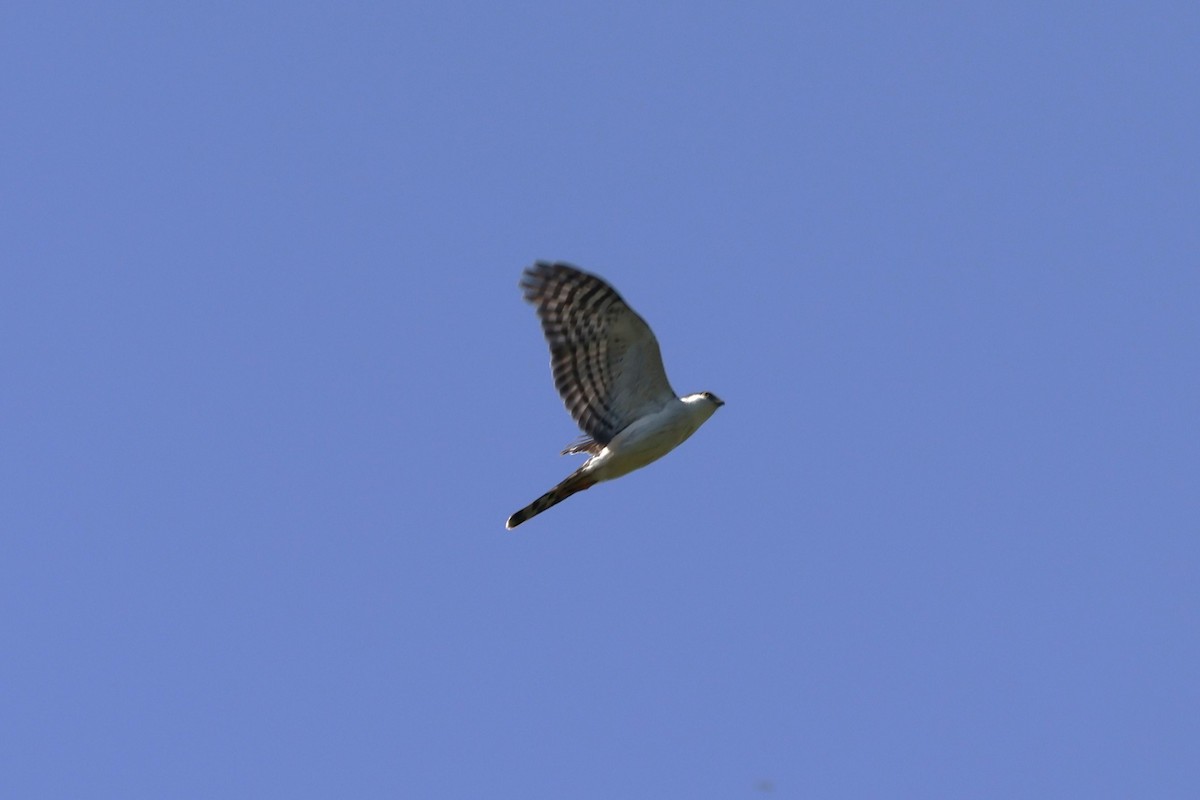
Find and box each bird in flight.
[507,262,724,529]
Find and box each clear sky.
[3,3,1197,798]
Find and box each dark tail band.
[506,470,596,529]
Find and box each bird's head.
[694,391,725,408]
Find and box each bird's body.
[584,393,721,482]
[507,262,722,529]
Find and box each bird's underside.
[506,262,723,530]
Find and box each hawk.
[506,262,724,529]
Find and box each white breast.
[583,398,717,482]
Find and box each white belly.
[583,400,709,482]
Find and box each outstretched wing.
[521,262,677,445]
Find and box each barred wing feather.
[521,262,677,446]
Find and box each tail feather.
[506,470,596,529]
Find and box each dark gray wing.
[521,262,677,445]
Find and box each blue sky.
[3,2,1197,797]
